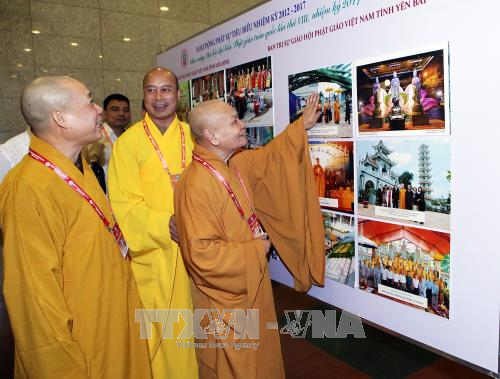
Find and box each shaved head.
[188,100,229,142]
[143,67,179,89]
[189,100,247,159]
[142,67,180,131]
[20,76,78,133]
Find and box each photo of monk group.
[357,138,450,231]
[225,56,273,127]
[356,47,448,136]
[289,63,352,138]
[358,218,450,319]
[190,70,225,108]
[322,209,355,287]
[176,81,190,122]
[309,140,354,213]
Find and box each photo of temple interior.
[357,49,446,134]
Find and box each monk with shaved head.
[107,67,197,378]
[174,93,326,379]
[0,76,151,378]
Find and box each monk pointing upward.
[174,93,325,379]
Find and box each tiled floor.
[0,257,493,379]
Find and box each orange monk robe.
[0,135,151,379]
[261,70,268,90]
[250,70,257,90]
[313,163,326,197]
[399,188,406,209]
[334,100,341,123]
[174,118,325,379]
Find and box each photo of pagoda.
[357,138,450,231]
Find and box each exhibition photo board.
[354,46,450,137]
[289,63,353,138]
[190,69,226,107]
[322,209,356,287]
[159,0,499,374]
[356,137,451,231]
[310,140,354,213]
[226,56,274,147]
[176,81,191,123]
[225,56,273,127]
[358,218,450,319]
[182,57,275,148]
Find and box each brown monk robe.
[174,93,325,379]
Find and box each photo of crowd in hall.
[288,63,352,138]
[357,138,450,231]
[176,81,191,123]
[358,219,450,319]
[190,70,225,108]
[355,47,449,136]
[225,56,273,127]
[322,210,355,287]
[310,140,354,213]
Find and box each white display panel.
[158,0,500,374]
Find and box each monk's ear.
[51,110,69,129]
[204,128,219,146]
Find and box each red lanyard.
[192,154,266,238]
[143,119,186,186]
[28,148,124,248]
[233,168,256,213]
[192,153,246,218]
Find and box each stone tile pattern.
[0,0,268,142]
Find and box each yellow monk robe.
[399,188,406,209]
[107,113,198,379]
[174,118,325,379]
[0,135,151,379]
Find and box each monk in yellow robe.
[313,157,326,197]
[107,68,197,378]
[0,76,151,378]
[174,93,325,379]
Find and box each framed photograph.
[358,218,450,319]
[176,81,191,123]
[289,63,352,139]
[225,56,273,127]
[309,140,354,213]
[357,137,451,231]
[354,45,449,137]
[322,209,355,287]
[190,70,225,108]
